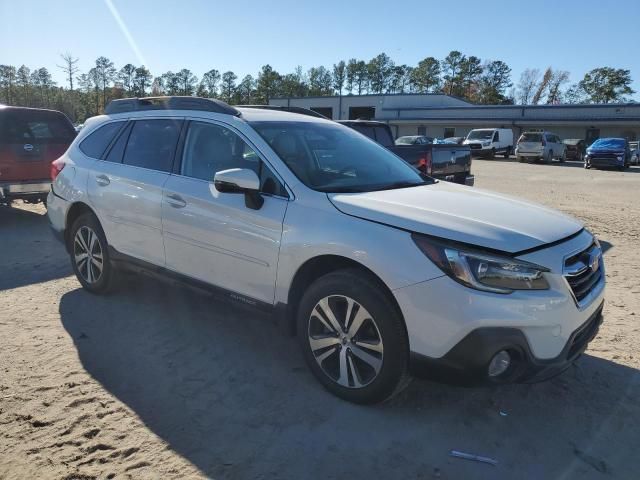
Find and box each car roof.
[337,120,387,126]
[235,107,334,123]
[0,105,70,116]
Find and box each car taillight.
[417,151,433,175]
[50,158,65,181]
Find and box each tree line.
[0,51,635,123]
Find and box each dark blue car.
[584,138,631,170]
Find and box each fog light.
[488,350,511,377]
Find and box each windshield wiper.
[374,181,428,191]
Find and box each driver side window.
[181,121,287,197]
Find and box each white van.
[464,128,514,158]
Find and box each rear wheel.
[69,213,114,294]
[503,147,511,159]
[297,269,409,404]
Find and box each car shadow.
[599,239,613,255]
[477,158,640,173]
[59,276,640,479]
[0,204,72,290]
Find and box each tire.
[297,269,410,404]
[68,212,115,294]
[517,156,524,163]
[559,151,566,163]
[490,148,496,159]
[503,147,510,159]
[546,150,553,164]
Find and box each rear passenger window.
[79,122,125,159]
[123,119,182,172]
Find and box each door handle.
[95,174,110,186]
[166,193,187,208]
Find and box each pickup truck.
[337,120,474,185]
[0,106,76,205]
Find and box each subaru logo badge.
[23,144,34,152]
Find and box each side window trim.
[100,120,132,162]
[78,120,127,159]
[176,117,291,200]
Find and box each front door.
[162,120,289,304]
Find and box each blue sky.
[2,0,638,98]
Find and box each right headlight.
[412,234,550,294]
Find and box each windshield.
[590,138,626,150]
[466,130,494,140]
[250,121,430,193]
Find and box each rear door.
[86,117,183,267]
[0,108,75,182]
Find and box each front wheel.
[69,213,114,294]
[297,269,409,404]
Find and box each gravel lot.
[1,159,639,480]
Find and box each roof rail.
[105,96,240,116]
[236,105,328,119]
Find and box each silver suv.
[516,131,567,163]
[48,97,604,404]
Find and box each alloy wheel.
[73,226,104,284]
[308,295,384,388]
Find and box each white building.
[269,93,640,143]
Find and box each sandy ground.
[1,159,639,480]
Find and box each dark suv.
[0,106,76,205]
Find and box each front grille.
[564,242,603,305]
[590,153,618,161]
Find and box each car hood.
[328,182,583,254]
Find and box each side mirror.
[213,168,263,210]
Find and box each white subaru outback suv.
[48,97,605,404]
